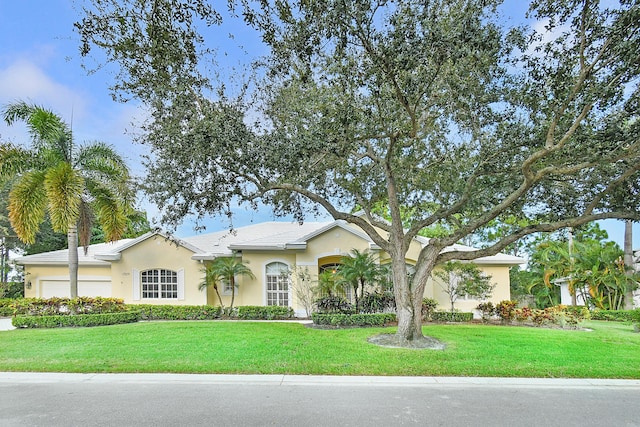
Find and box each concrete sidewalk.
[1,371,639,389]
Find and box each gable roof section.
[14,239,135,266]
[184,221,334,259]
[93,231,205,261]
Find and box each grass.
[0,320,639,378]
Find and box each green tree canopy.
[77,0,640,344]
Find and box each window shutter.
[132,269,140,300]
[177,269,185,300]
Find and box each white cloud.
[0,59,88,142]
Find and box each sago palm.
[1,101,133,297]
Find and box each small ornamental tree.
[434,262,495,313]
[337,249,388,313]
[198,264,225,309]
[203,255,254,309]
[287,265,315,317]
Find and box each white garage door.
[40,280,112,298]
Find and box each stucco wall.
[430,264,512,313]
[110,235,206,305]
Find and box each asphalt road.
[1,373,639,427]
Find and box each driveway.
[0,318,14,331]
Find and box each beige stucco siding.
[231,252,298,307]
[110,236,206,305]
[430,264,512,313]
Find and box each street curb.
[1,372,639,388]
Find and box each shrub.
[630,309,640,333]
[311,313,396,327]
[590,310,637,322]
[11,297,127,316]
[422,298,438,321]
[431,311,473,322]
[512,305,589,328]
[0,299,15,316]
[360,291,396,313]
[315,296,353,314]
[496,300,518,323]
[236,305,295,320]
[531,307,555,326]
[134,304,222,320]
[12,311,140,328]
[476,302,495,322]
[513,307,533,324]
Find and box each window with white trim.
[141,269,178,299]
[266,262,289,306]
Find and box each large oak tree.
[76,0,640,344]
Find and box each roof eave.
[94,253,122,261]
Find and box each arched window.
[266,262,289,306]
[141,269,178,299]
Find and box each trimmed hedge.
[12,311,140,328]
[590,309,638,322]
[312,313,397,327]
[10,297,127,316]
[431,311,474,322]
[235,305,295,320]
[133,304,222,320]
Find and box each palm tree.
[337,249,387,313]
[204,255,254,309]
[198,263,225,309]
[1,101,132,297]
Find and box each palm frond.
[44,163,84,233]
[2,101,71,152]
[91,187,128,242]
[8,171,48,244]
[76,142,130,178]
[0,143,33,182]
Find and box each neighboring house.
[15,220,524,316]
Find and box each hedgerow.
[235,305,295,320]
[133,304,222,320]
[431,312,474,322]
[590,309,637,322]
[12,311,140,328]
[9,297,127,316]
[311,313,396,327]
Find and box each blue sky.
[0,1,638,248]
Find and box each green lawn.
[1,320,639,378]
